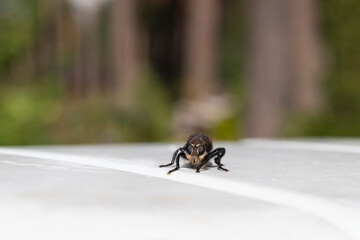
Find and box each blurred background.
[0,0,358,145]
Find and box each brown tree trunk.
[81,15,101,97]
[245,0,291,137]
[110,0,138,107]
[288,0,323,112]
[71,24,84,98]
[66,3,102,98]
[245,0,323,137]
[183,0,220,100]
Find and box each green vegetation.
[287,0,360,136]
[1,0,360,145]
[0,82,61,145]
[0,0,38,68]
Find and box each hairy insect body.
[185,134,212,167]
[184,151,205,167]
[159,134,229,174]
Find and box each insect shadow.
[183,162,215,171]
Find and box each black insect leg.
[195,157,211,173]
[167,152,185,175]
[213,148,228,172]
[196,147,228,172]
[159,148,182,168]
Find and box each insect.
[159,134,229,174]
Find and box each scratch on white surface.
[0,147,360,240]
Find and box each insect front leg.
[159,148,182,168]
[196,147,228,173]
[195,156,211,173]
[213,147,228,171]
[167,151,185,175]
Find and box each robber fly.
[160,134,229,174]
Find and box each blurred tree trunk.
[65,1,102,98]
[288,0,323,112]
[245,0,291,137]
[245,0,323,137]
[82,15,101,96]
[71,24,84,98]
[55,0,65,81]
[183,0,220,100]
[54,1,80,95]
[110,0,138,106]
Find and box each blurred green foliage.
[0,81,62,145]
[0,0,38,68]
[0,0,244,145]
[0,73,172,145]
[2,0,360,145]
[287,0,360,137]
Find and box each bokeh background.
[0,0,359,145]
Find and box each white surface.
[1,139,360,239]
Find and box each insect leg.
[195,156,211,173]
[213,148,228,171]
[196,147,228,172]
[167,152,185,175]
[159,148,181,168]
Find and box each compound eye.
[187,145,192,154]
[198,145,205,155]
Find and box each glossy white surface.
[1,139,360,240]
